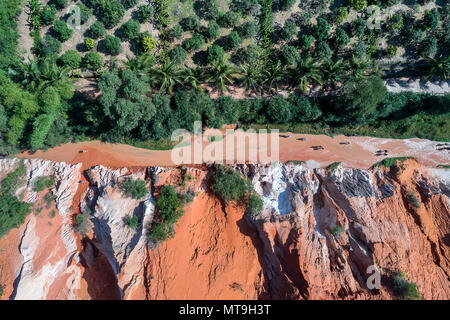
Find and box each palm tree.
[205,53,240,94]
[9,58,69,93]
[323,58,346,89]
[148,58,183,95]
[345,55,371,82]
[263,60,286,93]
[125,53,156,75]
[240,64,263,93]
[181,66,203,91]
[417,55,450,82]
[289,57,323,94]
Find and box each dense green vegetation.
[120,178,148,199]
[33,175,55,192]
[125,214,139,229]
[211,165,251,204]
[211,165,263,217]
[0,163,32,239]
[0,0,448,157]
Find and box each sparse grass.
[329,224,345,236]
[166,0,194,26]
[392,272,422,300]
[437,164,450,169]
[284,160,305,165]
[181,172,192,188]
[251,112,450,142]
[326,162,341,174]
[49,210,56,218]
[180,190,196,205]
[370,157,415,169]
[75,213,93,237]
[124,138,177,150]
[44,192,56,208]
[0,283,4,297]
[34,204,43,216]
[406,190,421,209]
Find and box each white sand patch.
[304,160,322,170]
[427,168,450,184]
[386,79,450,95]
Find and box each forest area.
[0,0,448,155]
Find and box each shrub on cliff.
[150,185,184,242]
[211,165,263,216]
[392,272,422,300]
[1,163,25,195]
[156,185,183,225]
[370,157,415,169]
[329,224,345,236]
[406,190,421,208]
[0,194,32,238]
[125,215,139,229]
[121,178,148,199]
[245,194,263,216]
[149,221,173,241]
[326,162,341,175]
[75,213,93,236]
[0,164,32,239]
[211,165,249,204]
[33,175,55,192]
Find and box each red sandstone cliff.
[0,159,448,300]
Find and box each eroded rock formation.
[0,158,448,300]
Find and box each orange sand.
[18,133,448,170]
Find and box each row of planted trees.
[128,51,449,96]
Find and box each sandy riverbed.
[18,132,449,170]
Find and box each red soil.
[18,134,448,170]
